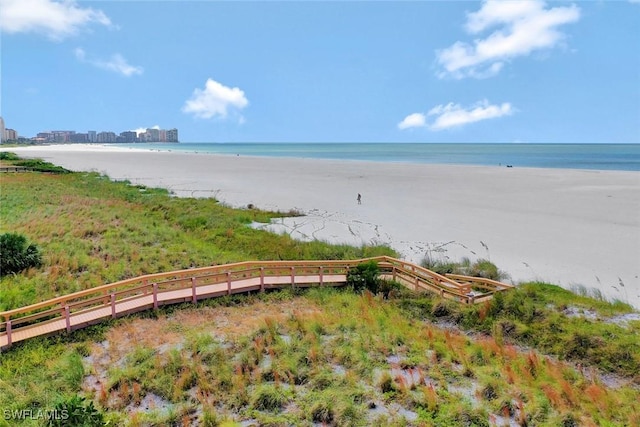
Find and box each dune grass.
[0,157,638,426]
[3,288,637,426]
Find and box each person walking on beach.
[357,193,362,204]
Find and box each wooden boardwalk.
[0,256,513,351]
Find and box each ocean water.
[115,143,640,172]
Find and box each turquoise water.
[115,143,640,171]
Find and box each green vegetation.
[347,260,401,298]
[48,395,105,427]
[0,233,42,276]
[12,159,71,174]
[398,283,640,379]
[0,155,638,426]
[4,289,637,426]
[0,152,20,161]
[421,254,509,281]
[0,152,70,173]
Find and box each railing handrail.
[445,273,513,290]
[0,256,513,327]
[0,256,389,319]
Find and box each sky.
[1,0,639,143]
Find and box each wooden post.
[153,283,158,309]
[415,276,419,291]
[64,305,71,333]
[260,267,265,292]
[290,266,295,288]
[111,294,117,319]
[191,277,197,303]
[227,272,232,295]
[319,266,324,286]
[142,279,148,295]
[392,266,397,282]
[6,319,12,347]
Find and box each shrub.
[468,259,505,281]
[420,254,458,276]
[47,395,105,426]
[0,151,19,161]
[346,261,380,293]
[15,158,70,173]
[0,232,42,276]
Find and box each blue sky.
[1,0,639,143]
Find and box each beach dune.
[9,145,640,309]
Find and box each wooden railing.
[0,256,513,351]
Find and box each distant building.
[146,128,160,142]
[88,131,97,143]
[0,117,5,143]
[51,131,75,142]
[166,128,179,142]
[5,129,18,141]
[37,132,53,141]
[96,131,117,143]
[120,131,138,143]
[69,133,88,143]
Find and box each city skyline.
[33,126,179,143]
[0,116,179,143]
[1,1,639,143]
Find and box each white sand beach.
[9,144,640,309]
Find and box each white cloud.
[427,100,514,130]
[397,113,427,130]
[75,48,143,77]
[0,0,111,40]
[182,78,249,121]
[436,0,580,79]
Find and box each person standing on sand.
[357,193,362,204]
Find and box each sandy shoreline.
[8,144,640,309]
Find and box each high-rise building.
[69,133,88,143]
[5,129,19,141]
[88,131,97,143]
[120,131,138,142]
[96,131,117,143]
[51,131,75,142]
[166,128,179,142]
[146,128,160,142]
[0,117,5,144]
[37,132,53,141]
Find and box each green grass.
[0,157,638,426]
